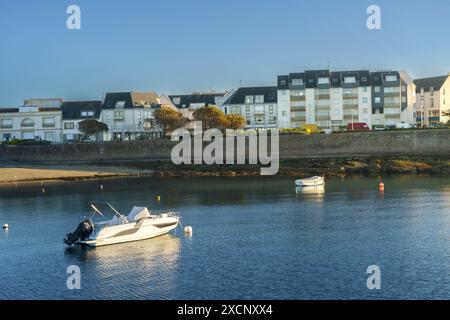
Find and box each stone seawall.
[1,130,449,163]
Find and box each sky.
[1,0,450,106]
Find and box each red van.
[347,122,369,132]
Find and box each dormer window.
[115,101,125,108]
[173,97,181,105]
[385,75,398,82]
[318,77,330,84]
[81,111,95,117]
[344,76,356,84]
[245,95,254,104]
[292,78,304,86]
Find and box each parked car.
[300,124,324,134]
[347,122,370,132]
[396,122,413,129]
[373,125,386,131]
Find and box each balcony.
[291,105,306,112]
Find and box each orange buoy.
[379,182,385,191]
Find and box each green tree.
[153,106,188,136]
[78,119,108,142]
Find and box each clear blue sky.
[1,0,450,106]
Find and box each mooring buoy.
[2,223,9,229]
[184,226,193,234]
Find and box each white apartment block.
[221,86,278,129]
[277,70,416,130]
[0,106,63,143]
[0,98,63,143]
[414,74,450,126]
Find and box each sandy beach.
[0,165,154,184]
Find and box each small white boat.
[295,176,325,187]
[64,202,180,247]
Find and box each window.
[361,77,368,82]
[244,96,254,104]
[344,76,356,84]
[254,95,264,104]
[384,87,400,94]
[282,111,287,117]
[245,117,251,124]
[269,105,274,114]
[401,86,407,92]
[362,87,368,93]
[269,116,277,124]
[245,106,250,115]
[44,132,54,142]
[254,106,265,114]
[385,75,398,82]
[115,101,125,108]
[21,118,34,127]
[255,115,265,124]
[318,77,330,85]
[230,106,241,114]
[292,78,304,86]
[114,111,125,120]
[431,99,434,107]
[280,80,287,86]
[43,117,55,127]
[363,108,368,114]
[362,97,368,104]
[81,111,95,117]
[0,119,13,129]
[64,122,75,130]
[374,97,381,104]
[374,86,381,93]
[173,97,181,105]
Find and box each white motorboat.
[295,176,325,187]
[64,202,180,247]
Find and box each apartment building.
[100,91,163,141]
[0,105,63,142]
[414,74,450,126]
[61,100,102,142]
[221,86,278,129]
[277,70,416,130]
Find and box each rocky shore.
[0,156,449,184]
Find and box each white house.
[0,106,63,143]
[61,100,103,142]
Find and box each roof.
[168,92,226,108]
[223,86,277,105]
[0,108,20,113]
[278,70,401,89]
[414,75,449,92]
[102,92,160,109]
[61,101,102,120]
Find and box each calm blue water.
[0,176,449,300]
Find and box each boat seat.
[127,207,151,222]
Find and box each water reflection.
[295,185,325,202]
[64,235,181,299]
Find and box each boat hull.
[295,176,325,187]
[77,217,179,247]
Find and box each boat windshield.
[88,202,128,224]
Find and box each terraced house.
[277,70,416,131]
[414,74,450,126]
[61,100,102,142]
[100,92,163,141]
[221,86,278,129]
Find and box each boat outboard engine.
[64,219,94,246]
